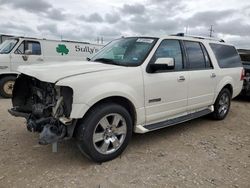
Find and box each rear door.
[10,40,43,71]
[144,39,189,124]
[183,41,216,111]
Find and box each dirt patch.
[0,98,250,188]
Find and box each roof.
[169,33,225,43]
[128,33,228,45]
[4,36,103,46]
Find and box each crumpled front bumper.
[8,74,77,145]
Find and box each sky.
[0,0,250,48]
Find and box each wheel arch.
[0,73,18,80]
[72,96,138,138]
[222,84,233,97]
[215,75,234,101]
[82,96,137,126]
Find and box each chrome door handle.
[211,73,216,78]
[178,76,186,81]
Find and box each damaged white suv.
[9,35,244,162]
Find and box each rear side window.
[209,43,241,68]
[184,41,206,69]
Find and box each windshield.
[91,37,158,66]
[0,39,18,54]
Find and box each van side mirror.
[25,50,32,55]
[149,57,175,72]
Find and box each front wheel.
[0,76,16,98]
[212,88,231,120]
[76,103,133,162]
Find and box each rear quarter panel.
[204,41,243,100]
[215,68,243,98]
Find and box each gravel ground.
[0,97,250,188]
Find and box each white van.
[0,37,104,97]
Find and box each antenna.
[209,25,214,37]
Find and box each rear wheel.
[0,76,16,98]
[212,88,231,120]
[76,103,133,162]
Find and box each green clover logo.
[56,44,69,55]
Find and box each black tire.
[212,88,231,120]
[0,76,16,98]
[76,103,133,163]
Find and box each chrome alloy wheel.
[93,113,127,155]
[218,93,230,116]
[3,80,14,96]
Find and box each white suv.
[9,34,244,162]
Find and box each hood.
[18,61,121,83]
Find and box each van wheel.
[0,76,16,98]
[76,103,133,163]
[212,88,231,120]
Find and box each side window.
[150,40,183,71]
[184,41,206,69]
[209,43,242,68]
[15,41,41,55]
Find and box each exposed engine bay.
[8,74,76,145]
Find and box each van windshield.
[91,37,158,66]
[0,39,18,54]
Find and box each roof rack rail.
[171,33,225,42]
[5,36,93,44]
[61,39,90,44]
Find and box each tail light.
[240,68,245,81]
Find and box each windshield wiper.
[93,58,121,66]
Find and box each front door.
[10,40,43,72]
[143,39,188,125]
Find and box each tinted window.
[210,43,241,68]
[15,41,41,55]
[184,41,206,69]
[150,40,183,71]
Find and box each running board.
[144,109,212,131]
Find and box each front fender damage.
[8,74,76,145]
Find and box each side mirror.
[25,50,32,55]
[149,57,175,72]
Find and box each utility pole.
[185,26,188,34]
[209,25,214,37]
